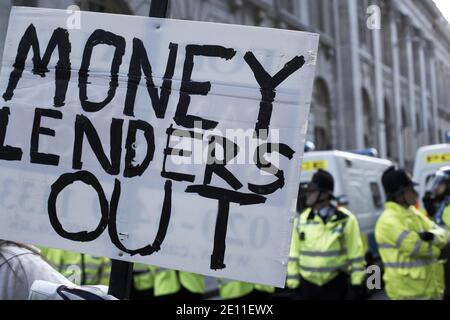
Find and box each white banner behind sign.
[0,7,318,287]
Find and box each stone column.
[373,0,386,157]
[429,42,439,144]
[0,1,13,72]
[417,32,429,145]
[405,18,417,151]
[322,0,331,35]
[333,0,345,149]
[337,0,364,149]
[299,0,309,25]
[389,6,404,166]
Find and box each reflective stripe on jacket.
[42,249,110,286]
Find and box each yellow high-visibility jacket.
[133,263,156,291]
[42,249,111,285]
[154,268,204,297]
[287,206,366,288]
[375,202,448,300]
[442,205,450,229]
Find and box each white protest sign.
[0,7,318,287]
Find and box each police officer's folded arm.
[411,205,448,248]
[383,217,441,259]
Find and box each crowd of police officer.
[35,164,450,300]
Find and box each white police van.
[299,150,393,258]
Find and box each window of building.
[77,0,132,15]
[401,106,409,130]
[416,112,421,133]
[426,47,432,92]
[446,71,450,105]
[358,0,369,50]
[437,62,443,106]
[447,71,450,104]
[311,79,331,150]
[401,105,412,162]
[384,99,395,158]
[413,43,421,85]
[382,9,392,67]
[428,118,434,143]
[362,89,374,148]
[399,23,408,77]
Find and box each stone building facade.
[0,0,449,170]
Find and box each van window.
[297,182,309,213]
[370,182,383,209]
[425,174,435,187]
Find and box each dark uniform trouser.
[299,273,348,300]
[224,290,271,302]
[153,287,203,300]
[440,244,450,301]
[130,286,154,300]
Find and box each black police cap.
[381,166,418,195]
[310,169,334,193]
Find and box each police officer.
[375,166,448,300]
[218,279,274,300]
[287,169,366,300]
[423,166,450,229]
[41,249,111,286]
[422,166,450,300]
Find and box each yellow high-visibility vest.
[42,249,111,286]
